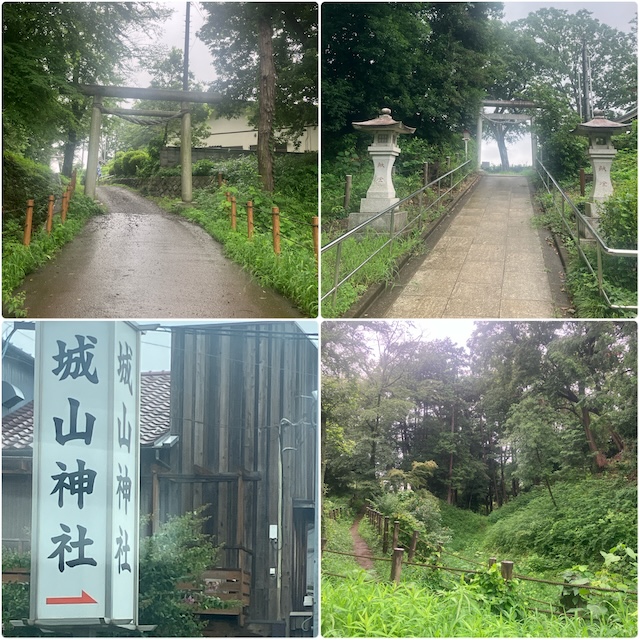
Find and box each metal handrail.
[321,160,473,307]
[535,158,637,311]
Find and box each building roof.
[2,371,171,452]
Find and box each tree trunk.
[62,130,77,177]
[495,125,510,171]
[257,10,276,192]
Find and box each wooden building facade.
[153,322,318,636]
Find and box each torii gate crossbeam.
[78,84,222,202]
[477,99,538,169]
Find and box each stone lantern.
[349,107,415,231]
[462,129,471,160]
[573,110,630,228]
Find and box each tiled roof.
[2,371,171,451]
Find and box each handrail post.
[596,243,603,295]
[231,196,237,230]
[312,216,319,266]
[247,201,254,239]
[271,207,280,256]
[61,189,69,223]
[344,175,352,213]
[392,520,400,550]
[501,560,514,581]
[331,242,342,307]
[408,530,418,562]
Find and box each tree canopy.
[322,321,637,512]
[322,2,502,157]
[198,2,318,191]
[2,2,170,170]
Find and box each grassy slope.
[322,479,638,637]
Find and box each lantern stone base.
[348,205,407,233]
[580,201,602,243]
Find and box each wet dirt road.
[18,186,301,318]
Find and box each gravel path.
[17,186,300,318]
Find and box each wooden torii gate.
[477,99,538,168]
[79,84,221,202]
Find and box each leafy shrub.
[484,476,637,568]
[138,508,219,636]
[192,159,217,176]
[2,151,65,231]
[2,510,219,637]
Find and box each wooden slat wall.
[169,322,317,625]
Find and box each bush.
[484,476,637,568]
[2,151,65,232]
[2,510,220,637]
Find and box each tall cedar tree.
[198,3,318,192]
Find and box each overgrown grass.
[484,476,637,569]
[321,230,421,317]
[323,474,637,637]
[532,128,637,317]
[2,194,104,316]
[322,573,637,637]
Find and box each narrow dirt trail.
[17,186,301,318]
[350,513,375,571]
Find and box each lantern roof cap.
[353,108,416,134]
[574,110,631,136]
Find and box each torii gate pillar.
[476,112,483,168]
[180,102,192,203]
[85,96,102,199]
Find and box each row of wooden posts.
[224,191,319,262]
[362,506,514,584]
[23,171,78,247]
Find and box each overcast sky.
[2,321,318,373]
[485,1,638,166]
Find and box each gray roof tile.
[2,371,171,451]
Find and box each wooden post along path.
[390,548,404,584]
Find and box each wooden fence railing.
[22,170,77,246]
[224,191,319,264]
[322,505,638,616]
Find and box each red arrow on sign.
[46,591,97,605]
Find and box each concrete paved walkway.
[375,175,559,318]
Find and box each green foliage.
[2,511,220,637]
[191,159,217,176]
[467,564,524,616]
[322,572,636,637]
[2,3,170,164]
[485,476,637,568]
[2,151,65,230]
[138,509,219,637]
[600,138,638,250]
[3,194,104,316]
[321,231,421,317]
[372,489,450,552]
[109,150,152,177]
[199,3,317,137]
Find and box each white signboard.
[30,322,140,628]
